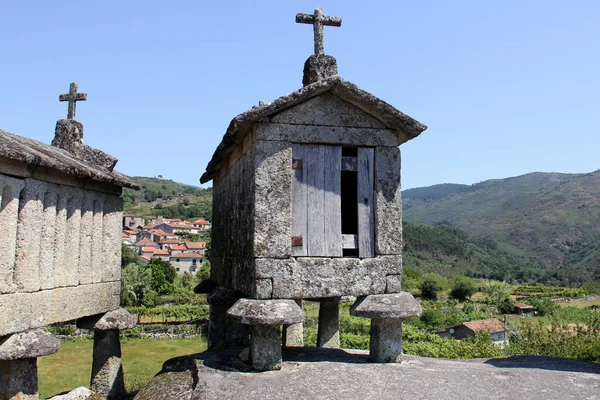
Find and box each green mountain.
[403,171,600,285]
[123,177,212,220]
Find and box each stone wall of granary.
[211,141,256,296]
[0,173,122,336]
[248,120,404,299]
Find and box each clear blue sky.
[2,1,599,189]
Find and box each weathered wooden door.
[291,144,374,258]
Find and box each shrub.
[450,276,477,301]
[420,273,448,300]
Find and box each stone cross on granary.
[296,7,342,56]
[59,82,87,119]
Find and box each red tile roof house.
[169,252,205,274]
[192,218,212,231]
[437,319,508,346]
[169,245,187,255]
[159,239,182,250]
[184,241,207,254]
[514,302,536,316]
[134,238,159,254]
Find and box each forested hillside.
[403,171,600,285]
[122,177,212,220]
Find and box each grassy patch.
[39,337,206,398]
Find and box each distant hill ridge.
[403,170,600,285]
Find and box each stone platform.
[134,348,600,400]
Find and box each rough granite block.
[39,183,59,290]
[0,174,24,294]
[253,278,273,299]
[270,92,386,129]
[91,193,106,284]
[253,140,292,258]
[385,274,402,294]
[52,191,69,288]
[255,256,402,299]
[78,194,94,285]
[14,178,46,292]
[64,186,83,287]
[374,146,403,255]
[255,122,398,147]
[317,300,340,348]
[0,281,120,336]
[102,195,123,283]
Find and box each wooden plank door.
[357,147,374,258]
[292,144,342,257]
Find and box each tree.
[147,258,177,295]
[450,276,477,301]
[419,273,448,300]
[121,244,143,267]
[120,263,153,306]
[482,281,512,312]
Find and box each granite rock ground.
[134,347,600,400]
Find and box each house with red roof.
[134,238,159,253]
[436,318,508,346]
[169,252,205,274]
[191,218,212,231]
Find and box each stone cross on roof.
[296,7,342,56]
[59,82,87,120]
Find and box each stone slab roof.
[0,129,138,189]
[200,76,427,183]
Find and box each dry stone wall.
[0,172,122,336]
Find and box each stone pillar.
[350,292,422,363]
[227,299,305,371]
[77,308,135,399]
[283,299,304,347]
[369,318,403,363]
[317,298,340,348]
[0,329,60,400]
[250,325,282,371]
[205,286,248,349]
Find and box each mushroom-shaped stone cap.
[76,308,136,331]
[0,328,60,360]
[350,292,422,319]
[227,299,305,325]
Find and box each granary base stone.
[76,308,136,331]
[134,349,600,400]
[90,329,125,399]
[368,318,403,363]
[76,309,135,400]
[227,299,304,371]
[0,358,38,400]
[317,298,340,349]
[283,299,304,347]
[350,293,422,363]
[0,329,59,400]
[250,325,282,371]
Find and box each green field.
[38,337,206,399]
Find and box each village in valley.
[122,214,210,274]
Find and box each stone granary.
[0,83,139,400]
[198,8,425,371]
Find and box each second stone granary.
[0,119,138,337]
[200,76,427,301]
